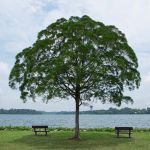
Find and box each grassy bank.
[0,130,150,150]
[1,126,150,132]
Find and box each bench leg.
[45,132,48,136]
[129,132,131,138]
[117,131,119,138]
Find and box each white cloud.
[0,62,10,74]
[143,73,150,83]
[0,0,48,53]
[1,0,150,53]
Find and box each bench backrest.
[115,127,133,130]
[32,125,48,128]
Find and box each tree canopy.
[9,15,141,139]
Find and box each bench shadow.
[12,132,133,150]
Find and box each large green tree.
[9,15,141,139]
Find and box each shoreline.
[0,126,150,132]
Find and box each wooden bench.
[32,125,49,136]
[115,127,133,138]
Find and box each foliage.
[0,126,31,131]
[9,15,141,106]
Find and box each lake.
[0,114,150,128]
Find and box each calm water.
[0,114,150,128]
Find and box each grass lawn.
[0,130,150,150]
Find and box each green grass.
[0,130,150,150]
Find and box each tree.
[9,15,141,139]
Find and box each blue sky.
[0,0,150,111]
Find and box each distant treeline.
[0,109,43,114]
[81,107,150,114]
[1,107,150,114]
[49,107,150,115]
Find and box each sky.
[0,0,150,112]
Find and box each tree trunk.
[74,97,80,139]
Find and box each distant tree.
[9,16,141,139]
[90,105,93,111]
[147,108,150,114]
